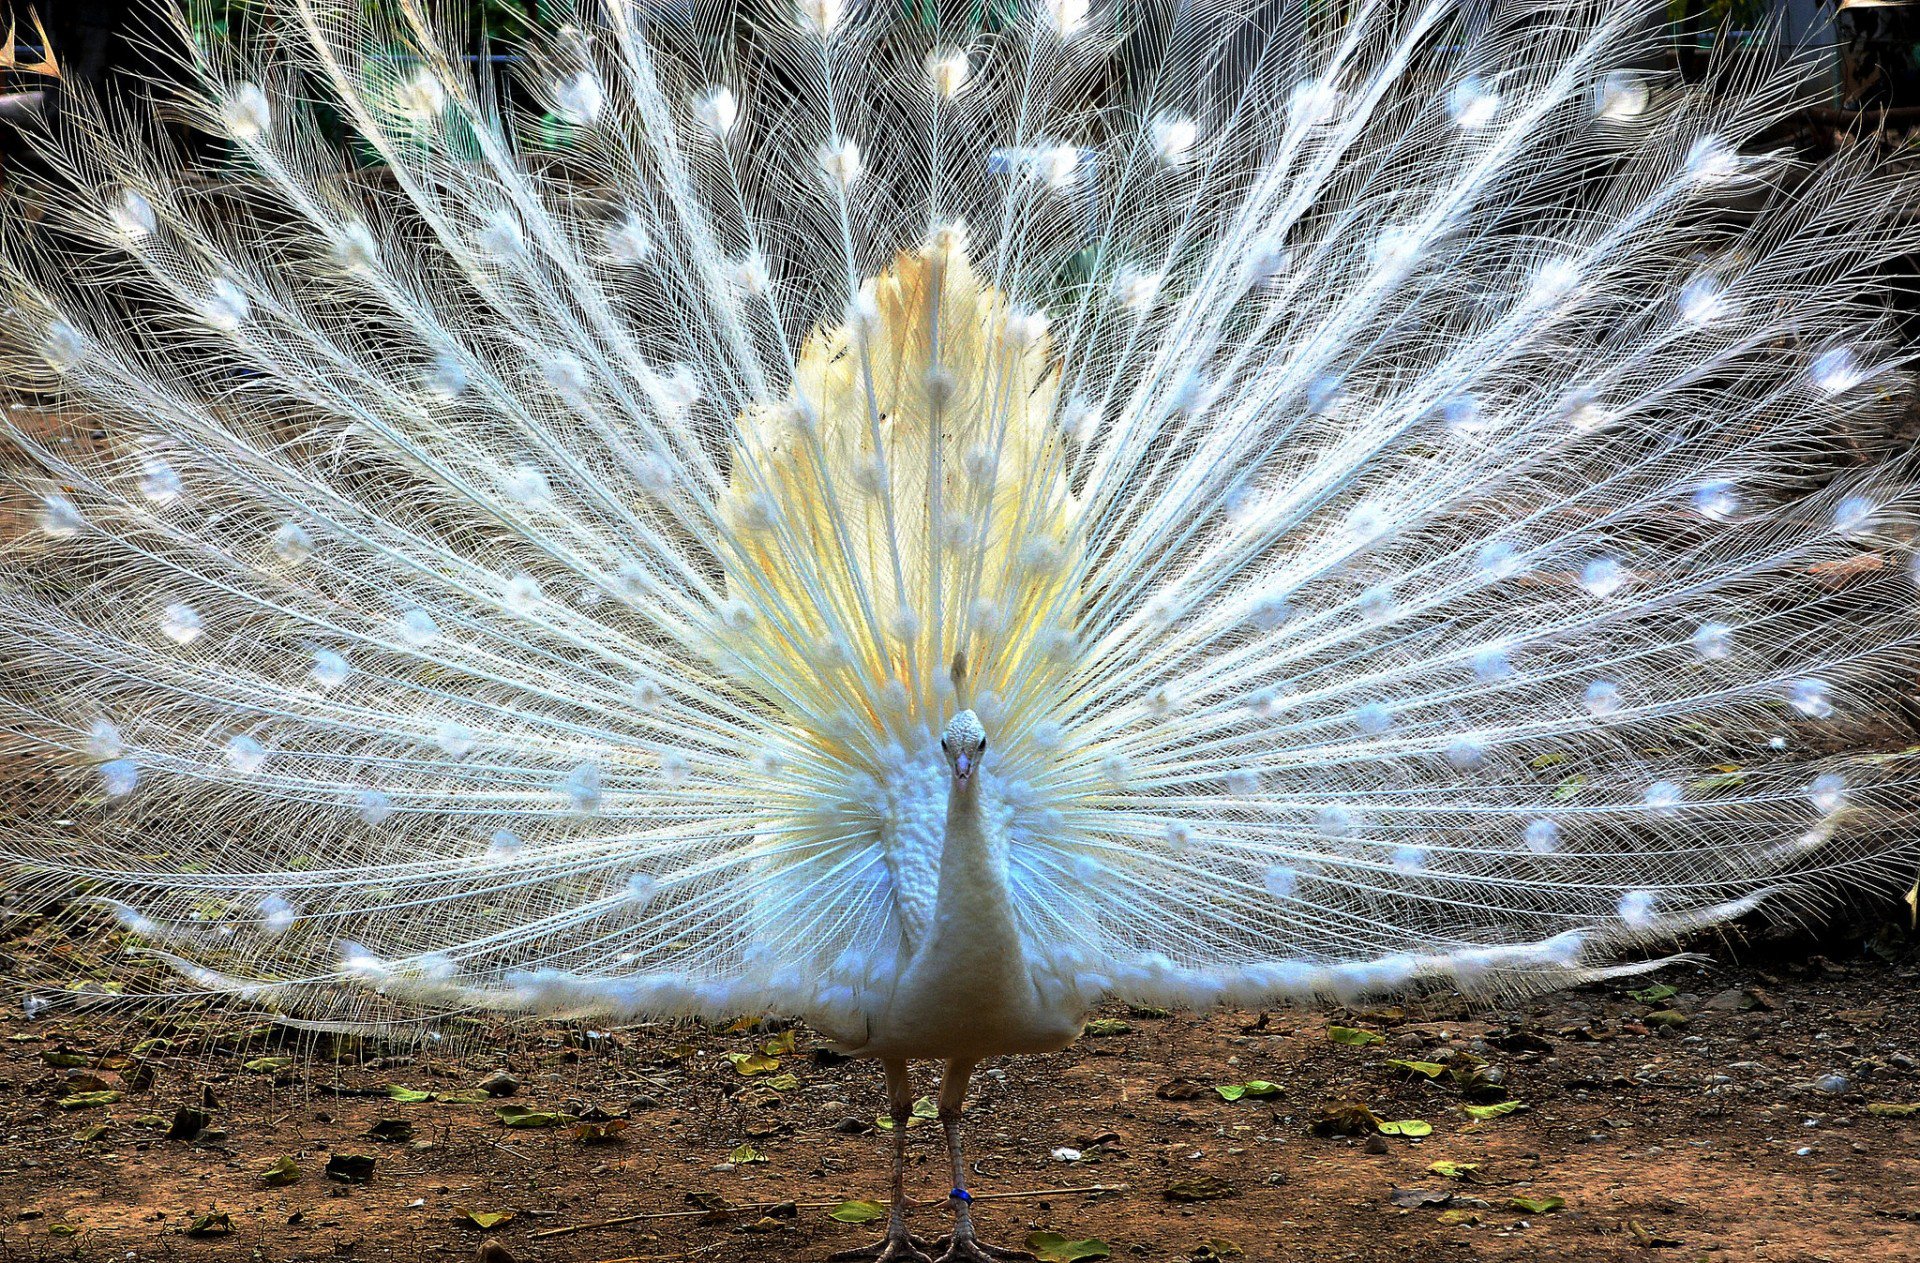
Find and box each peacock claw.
[829,1233,934,1263]
[932,1233,1036,1263]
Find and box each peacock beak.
[953,752,974,780]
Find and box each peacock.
[4,0,1920,1258]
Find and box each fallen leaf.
[245,1057,294,1073]
[459,1209,515,1231]
[1327,1025,1384,1047]
[1025,1231,1111,1262]
[1643,1010,1689,1028]
[762,1029,797,1056]
[186,1211,233,1238]
[1213,1081,1282,1102]
[728,1051,781,1076]
[435,1089,494,1104]
[1083,1019,1132,1037]
[1508,1195,1564,1214]
[1377,1119,1433,1137]
[874,1096,939,1130]
[1389,1187,1453,1209]
[573,1119,629,1143]
[1628,984,1678,1003]
[325,1152,377,1183]
[365,1118,414,1142]
[1427,1161,1484,1180]
[41,1049,90,1068]
[1164,1176,1240,1203]
[1385,1059,1448,1080]
[1437,1209,1482,1226]
[495,1105,569,1128]
[1463,1100,1526,1121]
[1191,1239,1244,1261]
[766,1073,801,1091]
[57,1090,122,1109]
[827,1200,886,1224]
[1310,1101,1382,1136]
[1866,1103,1920,1117]
[728,1143,769,1164]
[262,1156,300,1186]
[1156,1079,1212,1100]
[387,1085,434,1103]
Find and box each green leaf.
[761,1029,797,1056]
[1327,1025,1384,1046]
[1385,1059,1448,1079]
[58,1090,122,1109]
[1507,1195,1564,1214]
[1866,1102,1920,1117]
[495,1105,569,1128]
[1427,1161,1482,1179]
[1083,1018,1132,1037]
[434,1089,494,1104]
[1527,751,1568,770]
[41,1049,90,1068]
[262,1155,301,1186]
[727,1051,781,1076]
[1463,1100,1526,1121]
[48,1224,79,1237]
[1552,774,1588,801]
[187,1211,233,1238]
[1213,1080,1282,1101]
[828,1199,887,1224]
[1024,1232,1112,1262]
[728,1143,768,1164]
[459,1209,515,1230]
[1644,1009,1689,1028]
[387,1084,434,1102]
[1628,983,1678,1003]
[245,1056,294,1073]
[1377,1119,1433,1137]
[875,1096,939,1130]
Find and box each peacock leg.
[933,1059,1036,1263]
[831,1058,932,1263]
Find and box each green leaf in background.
[261,1155,300,1186]
[1327,1025,1384,1046]
[495,1105,569,1128]
[1629,983,1678,1002]
[1867,1102,1920,1117]
[728,1143,768,1164]
[1083,1019,1132,1037]
[1025,1232,1112,1262]
[387,1084,434,1102]
[828,1199,887,1224]
[1377,1119,1432,1137]
[1385,1059,1448,1079]
[459,1209,515,1230]
[1213,1080,1282,1101]
[58,1090,122,1109]
[1463,1100,1525,1121]
[1508,1195,1564,1214]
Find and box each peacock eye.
[978,737,987,752]
[941,737,950,751]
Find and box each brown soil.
[3,927,1919,1263]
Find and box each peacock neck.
[933,774,1021,954]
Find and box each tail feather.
[2,0,1918,1028]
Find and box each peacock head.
[940,709,988,782]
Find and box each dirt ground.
[3,915,1920,1263]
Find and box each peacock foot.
[932,1230,1036,1263]
[829,1231,934,1263]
